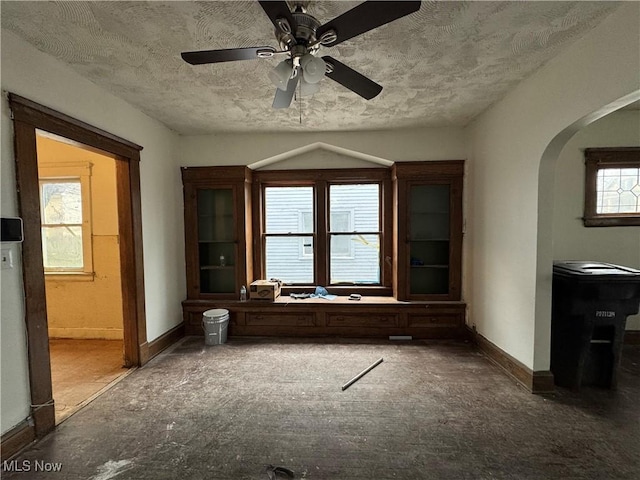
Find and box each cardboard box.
[249,280,282,301]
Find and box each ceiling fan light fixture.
[300,54,326,84]
[300,78,321,97]
[269,59,293,90]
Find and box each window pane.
[265,187,313,233]
[197,188,234,242]
[265,236,314,284]
[410,185,450,240]
[596,167,640,214]
[42,226,83,269]
[330,234,380,284]
[301,212,313,256]
[331,216,351,257]
[41,181,82,224]
[330,184,379,232]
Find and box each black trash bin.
[551,261,640,390]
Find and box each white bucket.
[202,309,229,346]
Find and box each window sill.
[583,216,640,227]
[44,272,95,282]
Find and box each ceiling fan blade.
[317,1,421,47]
[322,56,382,100]
[272,75,300,109]
[181,46,275,65]
[258,1,297,35]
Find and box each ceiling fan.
[181,1,421,109]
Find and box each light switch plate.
[1,248,13,269]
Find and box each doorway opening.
[35,131,131,423]
[9,93,147,438]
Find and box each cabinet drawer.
[246,313,316,327]
[408,313,461,327]
[327,313,398,327]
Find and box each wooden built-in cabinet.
[182,297,466,338]
[181,166,253,300]
[393,161,463,301]
[181,161,465,339]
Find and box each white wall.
[466,3,640,372]
[179,128,467,167]
[553,110,640,330]
[0,31,185,435]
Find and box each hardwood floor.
[7,337,637,479]
[49,339,130,423]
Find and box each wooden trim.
[1,420,36,461]
[471,328,555,394]
[139,342,150,365]
[253,167,389,183]
[12,119,56,437]
[624,330,640,345]
[583,147,640,227]
[181,165,251,183]
[128,152,148,361]
[116,155,147,367]
[316,179,328,286]
[392,160,465,178]
[9,94,142,156]
[148,322,185,359]
[8,93,148,440]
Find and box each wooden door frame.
[8,93,148,438]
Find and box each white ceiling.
[1,1,622,135]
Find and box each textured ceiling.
[1,1,622,134]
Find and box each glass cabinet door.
[409,184,450,295]
[197,188,236,294]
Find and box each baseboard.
[624,330,640,345]
[147,322,185,360]
[470,327,555,394]
[47,327,124,340]
[1,420,35,461]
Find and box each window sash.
[584,148,640,227]
[39,166,93,273]
[260,178,384,287]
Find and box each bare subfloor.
[49,339,129,423]
[4,337,639,479]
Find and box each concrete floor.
[3,337,639,479]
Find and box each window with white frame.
[39,162,93,274]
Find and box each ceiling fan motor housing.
[276,11,321,52]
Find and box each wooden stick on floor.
[341,358,384,391]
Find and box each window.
[257,170,389,291]
[584,148,640,227]
[264,186,314,284]
[39,162,93,274]
[329,184,379,284]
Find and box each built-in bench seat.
[182,296,467,339]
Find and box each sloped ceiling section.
[1,1,621,134]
